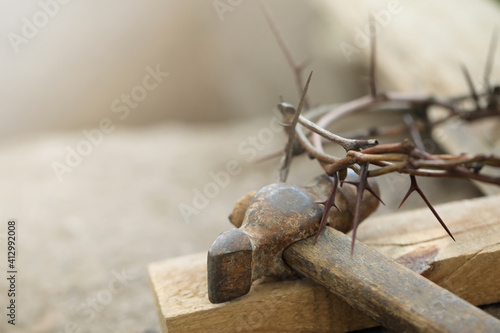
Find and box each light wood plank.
[149,194,500,332]
[285,227,500,332]
[358,194,500,306]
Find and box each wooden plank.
[285,227,500,333]
[314,0,500,195]
[149,194,500,332]
[149,253,377,333]
[357,194,500,306]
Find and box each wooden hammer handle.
[283,227,500,332]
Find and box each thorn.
[259,0,310,108]
[460,63,480,110]
[314,174,339,244]
[368,15,377,98]
[365,184,385,206]
[484,28,498,93]
[403,113,425,152]
[350,164,368,255]
[398,175,455,241]
[278,72,313,182]
[296,71,313,116]
[340,163,380,255]
[315,201,342,213]
[397,180,414,209]
[341,179,385,206]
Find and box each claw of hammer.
[207,172,380,304]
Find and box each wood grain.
[149,2,500,330]
[284,227,500,332]
[357,194,500,306]
[149,194,500,332]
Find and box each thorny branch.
[279,72,312,182]
[259,0,311,109]
[263,12,500,253]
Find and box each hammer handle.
[283,227,500,332]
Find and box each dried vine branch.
[265,11,500,253]
[278,71,313,182]
[259,0,311,109]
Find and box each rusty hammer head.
[207,173,380,304]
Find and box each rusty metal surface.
[207,173,380,304]
[207,228,252,304]
[240,183,323,280]
[305,173,380,233]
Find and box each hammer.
[207,173,500,331]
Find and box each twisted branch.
[263,7,500,253]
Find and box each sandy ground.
[0,2,366,329]
[0,1,497,332]
[0,116,482,332]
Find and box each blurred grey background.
[0,1,497,332]
[0,0,362,138]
